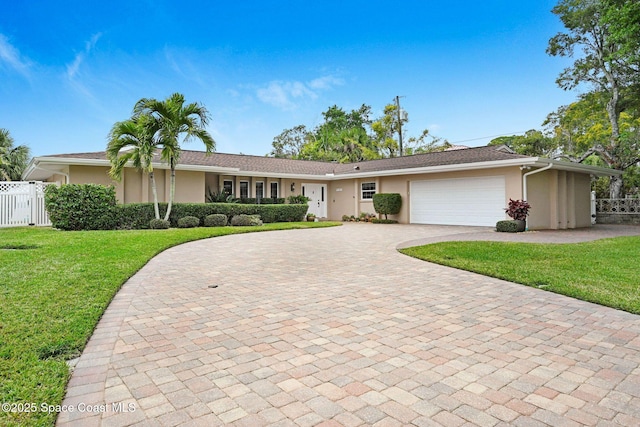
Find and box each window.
[361,182,376,199]
[270,182,278,198]
[255,181,264,199]
[239,181,249,199]
[223,180,233,197]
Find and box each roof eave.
[336,158,539,179]
[532,158,623,177]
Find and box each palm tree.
[106,115,162,219]
[133,93,215,220]
[0,128,30,181]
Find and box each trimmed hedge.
[496,220,520,233]
[44,184,309,230]
[231,197,285,204]
[204,214,228,227]
[149,219,170,229]
[44,184,119,230]
[230,214,263,226]
[373,193,402,219]
[117,202,308,229]
[372,219,398,224]
[178,216,200,228]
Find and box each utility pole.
[395,96,403,156]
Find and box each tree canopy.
[107,114,162,219]
[547,0,640,198]
[106,93,215,221]
[0,128,31,181]
[268,102,448,162]
[488,130,557,157]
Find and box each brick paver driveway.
[58,224,640,426]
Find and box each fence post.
[590,191,596,225]
[29,181,37,226]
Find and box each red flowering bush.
[505,199,531,221]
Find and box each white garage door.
[410,176,506,226]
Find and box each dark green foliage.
[496,220,520,233]
[149,219,170,229]
[230,214,263,226]
[205,187,230,202]
[232,197,285,204]
[44,184,118,230]
[287,194,310,204]
[117,202,308,228]
[342,215,351,221]
[372,219,398,224]
[177,216,200,228]
[372,193,402,219]
[204,214,228,227]
[43,196,307,230]
[118,203,162,229]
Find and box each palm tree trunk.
[164,166,176,221]
[149,171,160,219]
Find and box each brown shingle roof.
[45,145,530,176]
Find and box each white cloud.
[308,75,344,90]
[66,32,102,80]
[0,33,31,77]
[256,75,343,110]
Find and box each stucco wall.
[154,169,166,203]
[328,179,357,220]
[526,172,551,230]
[69,165,124,202]
[205,173,220,196]
[172,170,205,203]
[124,168,142,204]
[573,173,592,228]
[526,170,592,230]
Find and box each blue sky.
[1,1,580,157]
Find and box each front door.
[302,183,327,218]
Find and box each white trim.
[255,181,264,199]
[302,182,327,218]
[361,181,376,200]
[532,158,622,177]
[222,179,234,197]
[23,153,622,182]
[269,181,279,198]
[239,180,249,198]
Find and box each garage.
[410,176,506,226]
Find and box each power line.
[449,131,531,145]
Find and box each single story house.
[22,145,621,229]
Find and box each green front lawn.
[400,236,640,315]
[0,222,339,427]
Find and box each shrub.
[496,220,520,232]
[117,203,161,229]
[372,219,398,224]
[342,215,350,222]
[204,214,228,227]
[231,214,263,226]
[149,218,170,229]
[44,184,118,230]
[177,216,200,228]
[206,187,230,203]
[373,193,402,219]
[505,199,531,221]
[113,202,308,229]
[287,194,310,204]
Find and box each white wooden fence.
[0,181,55,228]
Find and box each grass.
[400,236,640,315]
[0,222,339,426]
